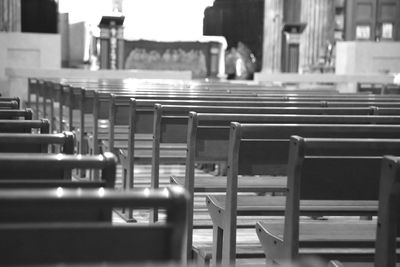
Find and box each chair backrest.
[187,114,400,171]
[0,99,19,109]
[157,105,376,145]
[375,156,400,267]
[0,131,74,154]
[153,109,386,191]
[282,137,400,260]
[231,123,400,177]
[0,109,33,120]
[0,187,188,265]
[0,152,117,223]
[0,152,116,185]
[0,119,49,133]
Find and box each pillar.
[299,0,335,72]
[0,0,21,32]
[261,0,283,73]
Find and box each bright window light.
[59,0,215,40]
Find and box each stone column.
[261,0,283,73]
[299,0,335,72]
[0,0,21,32]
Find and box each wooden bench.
[0,98,19,109]
[0,186,187,265]
[211,124,400,266]
[0,131,74,154]
[162,112,400,260]
[98,95,400,160]
[37,77,296,132]
[32,78,391,143]
[0,119,49,133]
[29,77,400,129]
[116,97,387,164]
[255,137,400,265]
[119,103,373,186]
[64,88,290,155]
[43,81,263,133]
[94,92,342,156]
[35,78,400,153]
[0,108,32,120]
[0,152,116,188]
[200,123,400,265]
[104,95,339,157]
[121,105,396,221]
[155,105,378,186]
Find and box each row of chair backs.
[0,187,188,265]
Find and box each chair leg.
[122,168,127,214]
[212,225,223,267]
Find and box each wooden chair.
[0,186,187,265]
[0,131,74,154]
[255,137,400,265]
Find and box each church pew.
[122,105,371,220]
[30,77,399,128]
[67,88,297,155]
[103,95,400,158]
[103,96,334,157]
[0,97,20,107]
[0,131,74,154]
[170,115,400,263]
[0,108,32,120]
[36,77,391,130]
[109,94,400,158]
[375,156,400,267]
[0,152,116,188]
[0,98,19,109]
[0,152,117,223]
[0,119,49,133]
[154,106,382,188]
[120,103,375,193]
[123,105,391,214]
[71,91,301,170]
[45,77,394,135]
[44,81,266,132]
[38,80,400,174]
[0,186,187,265]
[37,76,318,132]
[255,137,400,265]
[207,124,400,266]
[38,78,400,149]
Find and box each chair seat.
[98,125,129,133]
[207,195,378,217]
[193,243,265,261]
[119,146,187,158]
[171,175,287,193]
[257,220,400,263]
[91,133,151,142]
[258,220,377,245]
